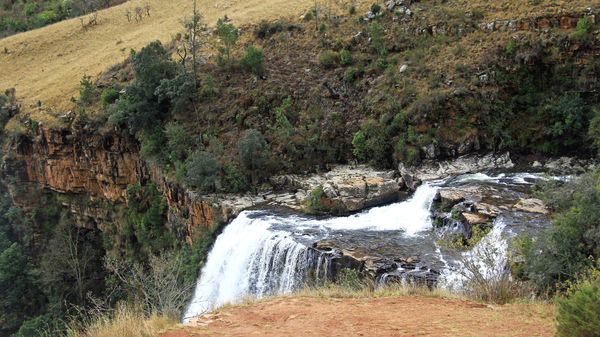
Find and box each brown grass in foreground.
[65,304,180,337]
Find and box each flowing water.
[184,171,551,320]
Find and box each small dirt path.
[158,296,555,337]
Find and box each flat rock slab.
[513,198,548,214]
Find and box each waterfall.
[183,171,546,321]
[183,212,332,320]
[439,219,510,291]
[183,183,442,321]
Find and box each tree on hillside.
[217,23,238,67]
[238,129,269,171]
[179,0,208,90]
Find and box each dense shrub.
[239,46,265,76]
[519,172,600,290]
[222,163,249,192]
[556,283,600,337]
[185,151,221,192]
[101,86,120,108]
[238,129,269,170]
[370,3,381,14]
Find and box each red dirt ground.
[157,295,556,337]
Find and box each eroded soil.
[158,295,555,337]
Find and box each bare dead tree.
[144,3,150,16]
[39,221,97,304]
[135,6,143,22]
[125,9,132,22]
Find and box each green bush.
[222,163,249,192]
[338,268,364,291]
[556,282,600,337]
[318,22,326,33]
[101,87,120,108]
[238,129,269,170]
[352,130,367,161]
[589,108,600,156]
[520,172,600,289]
[78,74,95,106]
[349,5,356,15]
[370,3,381,14]
[340,49,352,66]
[164,122,190,162]
[239,45,265,76]
[304,11,313,21]
[506,39,516,54]
[185,151,221,192]
[307,185,328,215]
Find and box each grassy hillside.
[0,0,317,125]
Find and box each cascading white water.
[183,183,442,321]
[183,212,329,320]
[184,171,548,321]
[439,219,510,290]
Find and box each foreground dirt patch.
[158,296,555,337]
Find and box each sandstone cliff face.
[2,128,217,238]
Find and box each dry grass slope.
[0,0,318,124]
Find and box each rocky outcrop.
[399,152,514,190]
[513,198,548,214]
[313,240,439,288]
[270,165,401,212]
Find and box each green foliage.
[155,72,196,112]
[108,41,176,135]
[352,119,390,166]
[338,268,364,291]
[222,163,249,193]
[369,21,386,57]
[217,23,238,66]
[340,49,352,66]
[318,22,326,33]
[307,185,329,215]
[0,242,38,332]
[570,15,592,41]
[556,282,600,337]
[349,5,356,15]
[239,45,265,76]
[506,39,516,54]
[133,40,176,94]
[520,172,600,289]
[139,125,166,164]
[238,129,269,170]
[185,151,221,192]
[589,108,600,157]
[78,74,95,106]
[274,107,293,140]
[101,86,120,109]
[126,183,175,255]
[164,122,190,163]
[546,92,586,148]
[370,3,381,14]
[304,11,313,21]
[352,130,367,161]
